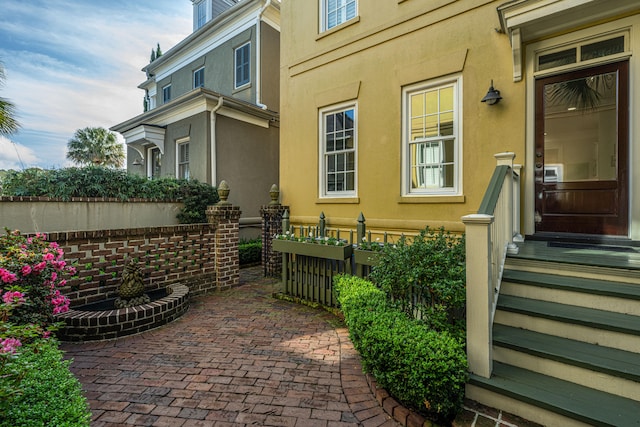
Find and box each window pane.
[425,115,438,138]
[425,91,438,115]
[326,134,335,152]
[581,36,624,61]
[411,117,423,141]
[345,131,354,149]
[439,86,453,111]
[328,154,336,172]
[440,112,454,136]
[322,106,356,195]
[538,48,576,70]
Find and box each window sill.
[233,83,251,94]
[316,16,360,41]
[398,195,465,204]
[316,197,360,204]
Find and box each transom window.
[536,34,626,72]
[234,42,251,88]
[320,104,357,197]
[322,0,357,31]
[193,67,205,89]
[177,140,190,180]
[403,78,461,195]
[162,84,171,103]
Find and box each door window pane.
[543,71,618,182]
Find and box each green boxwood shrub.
[0,339,91,427]
[239,238,262,266]
[0,167,218,224]
[334,275,468,424]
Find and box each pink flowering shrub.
[0,230,75,346]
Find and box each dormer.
[192,0,242,31]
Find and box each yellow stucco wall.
[280,0,525,233]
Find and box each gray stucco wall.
[216,114,279,220]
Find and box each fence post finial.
[269,184,280,206]
[357,212,366,244]
[282,209,290,234]
[319,212,326,237]
[217,180,230,205]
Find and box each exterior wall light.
[132,158,143,166]
[481,80,502,105]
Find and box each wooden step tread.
[502,269,640,300]
[469,362,640,427]
[493,324,640,382]
[497,295,640,336]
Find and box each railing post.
[494,152,519,255]
[462,213,494,379]
[513,164,524,242]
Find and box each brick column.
[261,203,289,278]
[207,199,241,291]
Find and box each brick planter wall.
[56,284,190,342]
[49,224,217,307]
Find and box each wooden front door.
[534,61,629,236]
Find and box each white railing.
[462,152,521,378]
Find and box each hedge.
[334,275,468,424]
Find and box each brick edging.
[365,373,436,427]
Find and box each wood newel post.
[281,210,290,287]
[462,213,494,379]
[495,152,519,255]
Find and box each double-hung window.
[162,84,171,103]
[403,77,461,195]
[322,0,357,31]
[193,67,205,89]
[177,139,190,180]
[320,104,357,197]
[234,42,251,88]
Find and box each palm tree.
[0,61,20,136]
[66,127,125,168]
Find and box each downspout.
[255,0,271,110]
[210,96,224,185]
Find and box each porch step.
[496,294,640,336]
[502,269,640,301]
[493,324,640,383]
[468,362,640,427]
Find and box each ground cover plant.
[0,230,90,425]
[334,275,468,424]
[0,167,219,223]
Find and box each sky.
[0,0,193,170]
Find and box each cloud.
[0,136,39,170]
[0,0,191,169]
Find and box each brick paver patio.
[61,267,537,427]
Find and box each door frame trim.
[523,17,637,239]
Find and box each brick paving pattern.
[61,267,538,427]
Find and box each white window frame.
[402,76,462,196]
[234,42,251,89]
[319,102,357,198]
[176,138,190,180]
[194,0,208,31]
[193,67,205,89]
[162,84,171,103]
[320,0,357,32]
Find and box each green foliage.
[175,179,220,224]
[66,127,125,168]
[368,227,465,336]
[0,61,20,136]
[239,238,262,266]
[0,167,219,224]
[0,339,91,427]
[334,276,468,424]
